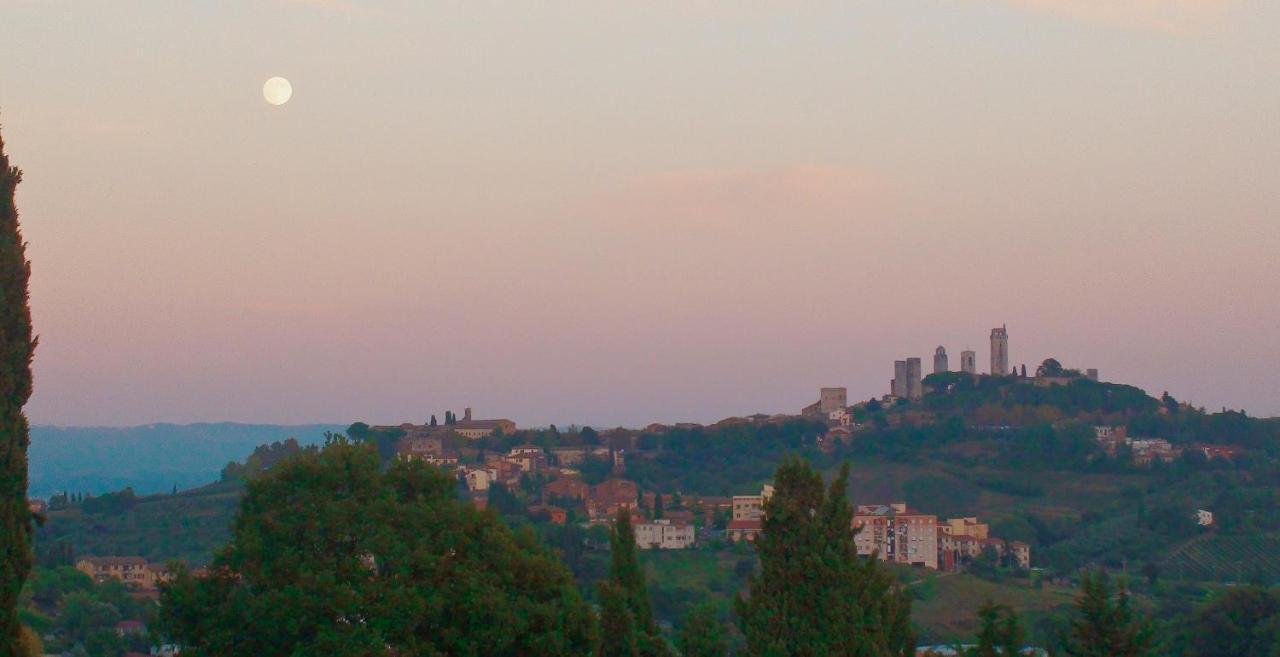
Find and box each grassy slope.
[906,570,1074,643]
[640,547,1077,645]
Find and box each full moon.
[263,77,292,106]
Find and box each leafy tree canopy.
[159,440,596,657]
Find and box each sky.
[1,0,1277,428]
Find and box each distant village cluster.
[373,396,1039,573]
[64,323,1251,597]
[725,487,1030,572]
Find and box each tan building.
[728,484,774,543]
[1009,541,1031,569]
[452,408,517,439]
[462,466,496,492]
[853,503,938,569]
[941,517,989,539]
[505,446,548,473]
[545,476,591,502]
[727,519,763,543]
[376,408,516,442]
[802,387,848,418]
[76,557,164,590]
[634,518,696,550]
[589,479,641,521]
[732,484,775,522]
[938,530,1031,571]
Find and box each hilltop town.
[25,325,1280,654]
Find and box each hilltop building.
[960,350,976,374]
[906,358,923,400]
[990,325,1009,375]
[933,346,948,374]
[451,408,516,439]
[853,503,938,569]
[802,387,848,418]
[373,408,515,441]
[890,358,923,401]
[891,360,908,399]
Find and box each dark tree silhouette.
[0,122,36,657]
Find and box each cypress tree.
[736,458,915,657]
[606,508,671,657]
[597,582,640,657]
[0,123,36,657]
[1062,570,1154,657]
[609,508,655,633]
[677,603,726,657]
[975,600,1023,657]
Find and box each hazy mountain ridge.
[28,423,345,498]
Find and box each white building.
[462,466,495,492]
[960,350,977,374]
[634,519,696,550]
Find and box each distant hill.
[28,423,345,498]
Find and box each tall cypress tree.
[0,123,36,657]
[677,603,726,657]
[736,458,915,657]
[604,508,671,657]
[1062,570,1154,657]
[609,508,655,634]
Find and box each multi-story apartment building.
[76,557,167,590]
[853,503,938,569]
[940,517,989,539]
[634,518,696,550]
[728,484,774,543]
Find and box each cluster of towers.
[890,325,1010,400]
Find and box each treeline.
[154,440,1257,656]
[18,566,157,657]
[921,372,1157,417]
[155,445,923,656]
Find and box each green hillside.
[36,480,243,565]
[1161,533,1280,583]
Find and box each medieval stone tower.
[990,325,1009,375]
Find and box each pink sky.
[1,1,1277,426]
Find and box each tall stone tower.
[906,358,923,400]
[960,350,977,374]
[891,360,908,398]
[990,325,1009,375]
[819,387,847,414]
[933,346,948,374]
